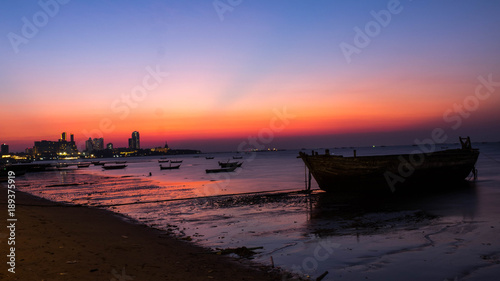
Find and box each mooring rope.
[0,187,316,208]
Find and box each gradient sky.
[1,0,500,152]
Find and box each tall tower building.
[85,138,93,152]
[1,143,9,154]
[61,132,67,141]
[132,131,140,149]
[70,134,74,143]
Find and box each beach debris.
[65,260,78,264]
[316,271,329,281]
[89,268,99,272]
[121,235,128,239]
[181,236,192,241]
[214,246,263,258]
[270,256,274,268]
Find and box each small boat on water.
[170,160,183,164]
[102,164,127,170]
[218,161,243,168]
[91,161,105,166]
[205,156,214,159]
[160,164,181,170]
[206,166,237,173]
[298,137,479,193]
[115,161,127,164]
[77,163,91,168]
[158,159,170,163]
[8,163,52,172]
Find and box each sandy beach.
[0,186,288,281]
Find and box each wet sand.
[0,186,289,280]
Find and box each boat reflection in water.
[304,181,479,238]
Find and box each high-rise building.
[106,143,113,150]
[61,132,67,141]
[34,140,58,156]
[130,131,140,150]
[1,143,9,154]
[85,138,93,152]
[92,138,104,151]
[70,134,74,143]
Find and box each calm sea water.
[9,143,500,280]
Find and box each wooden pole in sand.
[307,169,312,191]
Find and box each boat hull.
[160,164,180,170]
[102,164,127,170]
[299,149,479,193]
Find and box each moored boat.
[206,166,237,173]
[158,159,170,163]
[170,160,183,164]
[159,164,181,170]
[102,164,127,170]
[298,137,479,193]
[218,161,242,168]
[7,163,52,172]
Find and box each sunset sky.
[1,0,500,152]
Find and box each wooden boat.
[8,163,52,172]
[205,156,214,159]
[298,137,479,193]
[158,159,170,163]
[77,163,91,168]
[218,161,242,168]
[206,166,237,173]
[102,164,127,170]
[170,160,183,164]
[160,164,180,170]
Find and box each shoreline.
[0,185,293,280]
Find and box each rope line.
[0,188,315,208]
